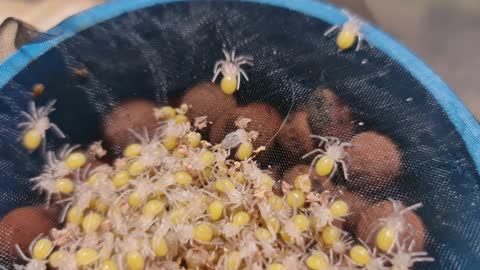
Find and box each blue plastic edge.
[0,0,479,171]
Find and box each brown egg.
[307,88,353,140]
[276,111,315,160]
[282,164,328,192]
[345,131,402,192]
[102,99,157,155]
[356,200,426,251]
[182,82,237,124]
[0,221,14,261]
[209,103,282,148]
[1,206,60,257]
[335,190,371,231]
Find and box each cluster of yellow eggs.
[18,105,428,270]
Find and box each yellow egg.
[194,223,213,242]
[259,173,274,189]
[329,200,349,218]
[152,236,168,257]
[100,260,119,270]
[255,227,272,241]
[66,152,87,169]
[162,136,178,151]
[268,263,286,270]
[215,178,235,193]
[186,132,201,148]
[22,129,42,151]
[143,199,165,217]
[234,172,245,184]
[48,251,66,267]
[113,171,130,188]
[75,248,98,266]
[201,151,215,167]
[174,171,193,186]
[314,156,335,176]
[292,214,310,232]
[306,254,328,270]
[349,245,370,266]
[127,192,142,207]
[169,207,188,224]
[233,211,250,226]
[156,106,176,119]
[123,143,142,158]
[336,29,357,50]
[82,212,102,233]
[128,161,146,176]
[286,189,305,209]
[67,206,83,225]
[55,178,74,194]
[267,195,284,211]
[264,217,281,233]
[220,76,237,95]
[225,251,241,270]
[294,174,311,192]
[126,251,145,270]
[235,142,253,160]
[174,114,189,124]
[208,200,224,221]
[33,238,53,260]
[321,225,341,246]
[376,227,396,252]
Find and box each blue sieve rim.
[0,0,479,171]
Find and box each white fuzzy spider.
[302,135,351,180]
[367,199,423,253]
[324,10,365,51]
[389,240,434,270]
[14,235,54,270]
[18,100,65,152]
[211,49,253,94]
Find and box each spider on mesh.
[302,135,352,180]
[211,49,253,95]
[18,100,65,151]
[324,10,365,51]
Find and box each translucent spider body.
[222,128,257,161]
[14,235,54,270]
[18,100,65,151]
[212,49,253,94]
[302,136,351,179]
[389,240,433,270]
[128,128,168,169]
[373,199,423,253]
[324,12,364,51]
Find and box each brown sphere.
[282,164,328,192]
[336,190,371,231]
[345,131,402,192]
[0,221,14,261]
[356,200,426,251]
[277,111,315,160]
[209,103,282,149]
[182,82,237,124]
[1,206,60,257]
[307,88,353,140]
[102,99,157,155]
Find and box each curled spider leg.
[302,148,324,159]
[239,69,249,81]
[211,66,222,82]
[339,160,349,180]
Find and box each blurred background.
[0,0,479,118]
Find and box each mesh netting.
[0,1,479,269]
